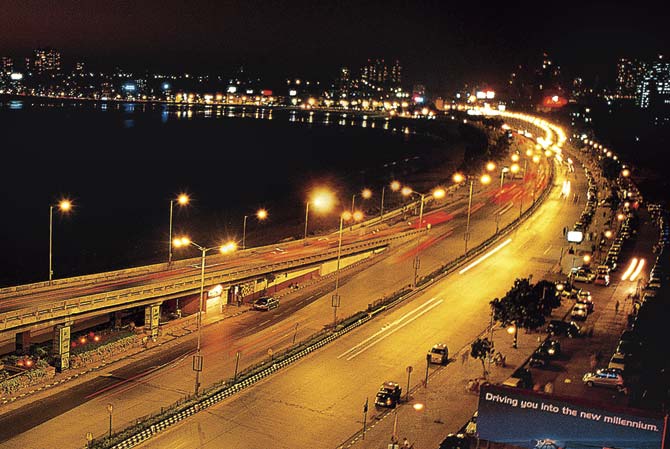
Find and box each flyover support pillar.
[53,323,71,372]
[15,330,31,354]
[144,303,161,340]
[113,311,123,329]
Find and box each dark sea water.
[0,99,467,286]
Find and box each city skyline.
[2,0,668,93]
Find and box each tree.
[471,337,494,378]
[490,278,560,333]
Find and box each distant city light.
[162,83,170,90]
[227,86,237,93]
[10,72,23,80]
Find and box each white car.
[571,303,589,320]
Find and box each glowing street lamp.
[511,153,520,162]
[242,209,268,250]
[303,188,335,245]
[486,161,496,172]
[172,236,237,395]
[49,198,73,283]
[621,168,631,178]
[168,193,190,266]
[332,210,363,329]
[351,188,372,214]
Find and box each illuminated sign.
[261,89,273,96]
[567,231,584,243]
[227,86,237,93]
[486,91,495,99]
[476,91,487,99]
[289,89,297,97]
[10,72,23,80]
[122,83,136,92]
[478,384,665,449]
[413,96,424,103]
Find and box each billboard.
[477,384,666,449]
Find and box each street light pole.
[49,205,54,282]
[49,199,72,283]
[194,246,206,395]
[172,237,237,396]
[168,194,189,265]
[303,201,310,245]
[242,214,248,250]
[380,186,385,220]
[107,403,113,438]
[464,180,474,254]
[332,214,345,330]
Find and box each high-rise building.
[337,67,350,98]
[535,52,563,98]
[1,56,13,75]
[358,58,401,98]
[616,58,646,99]
[390,59,402,88]
[33,48,61,75]
[637,54,670,110]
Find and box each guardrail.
[0,228,424,333]
[0,184,463,298]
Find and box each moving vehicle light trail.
[630,258,645,282]
[458,238,513,274]
[337,297,444,361]
[621,258,639,281]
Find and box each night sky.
[1,0,668,93]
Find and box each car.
[503,367,533,389]
[529,349,550,368]
[440,433,470,449]
[375,381,402,408]
[252,296,279,311]
[608,352,627,371]
[539,338,561,357]
[571,268,595,283]
[583,368,626,392]
[576,295,594,313]
[571,303,589,320]
[427,343,449,365]
[547,320,582,338]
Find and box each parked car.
[502,367,533,389]
[608,352,627,371]
[427,343,449,365]
[583,368,626,392]
[375,381,402,408]
[529,349,550,368]
[571,303,589,320]
[571,268,595,283]
[539,338,561,357]
[252,296,279,311]
[547,320,582,338]
[576,295,594,313]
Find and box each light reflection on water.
[2,99,411,133]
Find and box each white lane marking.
[344,300,444,361]
[337,297,440,360]
[459,238,513,275]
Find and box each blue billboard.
[477,384,666,449]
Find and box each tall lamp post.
[168,193,189,266]
[453,172,491,254]
[106,403,113,438]
[400,185,446,287]
[173,236,237,395]
[381,180,401,221]
[332,210,363,329]
[303,188,335,245]
[242,208,268,250]
[49,199,73,283]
